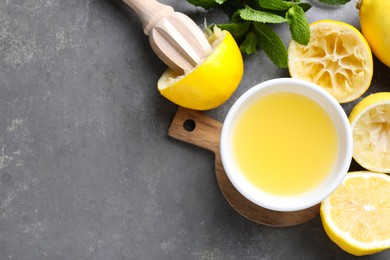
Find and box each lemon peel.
[359,0,390,68]
[157,27,243,110]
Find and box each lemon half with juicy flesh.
[321,171,390,256]
[349,92,390,173]
[288,20,373,103]
[157,27,244,111]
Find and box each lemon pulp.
[321,171,390,256]
[288,20,373,103]
[349,92,390,173]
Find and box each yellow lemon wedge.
[320,171,390,256]
[288,20,373,103]
[359,0,390,68]
[349,92,390,173]
[157,27,244,110]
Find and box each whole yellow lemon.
[359,0,390,68]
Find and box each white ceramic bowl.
[220,78,353,212]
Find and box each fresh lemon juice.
[233,92,339,196]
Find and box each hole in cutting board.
[183,119,196,132]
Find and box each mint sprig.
[187,0,314,68]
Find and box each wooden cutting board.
[168,107,320,227]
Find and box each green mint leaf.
[259,0,294,11]
[253,22,288,68]
[186,0,220,10]
[286,5,310,45]
[238,6,286,24]
[240,31,257,54]
[319,0,351,5]
[215,22,251,40]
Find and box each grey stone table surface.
[1,0,389,259]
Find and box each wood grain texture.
[122,0,212,73]
[122,0,174,35]
[168,107,320,227]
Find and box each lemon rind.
[321,172,390,256]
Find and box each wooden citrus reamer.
[122,0,212,73]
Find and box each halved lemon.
[288,20,373,103]
[349,92,390,173]
[157,27,244,110]
[321,171,390,256]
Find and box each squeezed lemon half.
[288,20,373,103]
[157,27,244,110]
[349,92,390,173]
